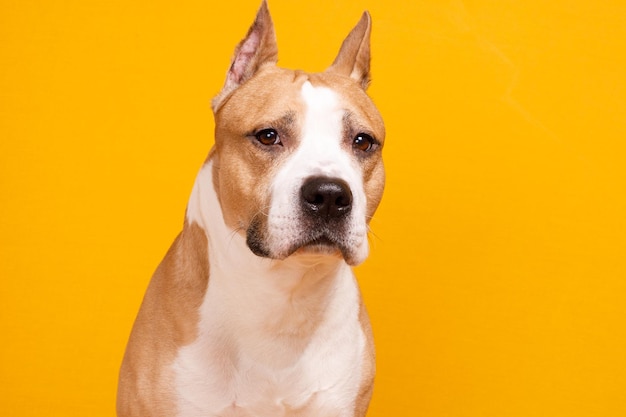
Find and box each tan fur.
[117,222,209,416]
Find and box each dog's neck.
[185,160,356,367]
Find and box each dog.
[117,2,385,416]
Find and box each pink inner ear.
[228,30,261,85]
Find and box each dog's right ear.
[212,0,278,111]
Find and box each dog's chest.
[171,265,366,417]
[174,355,355,417]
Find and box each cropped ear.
[212,0,278,111]
[326,11,372,90]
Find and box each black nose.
[300,176,353,219]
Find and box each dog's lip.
[289,233,346,257]
[306,236,336,247]
[274,229,363,266]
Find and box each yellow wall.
[1,0,625,415]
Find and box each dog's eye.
[255,128,282,146]
[353,133,377,152]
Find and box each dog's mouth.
[246,217,364,265]
[289,230,351,259]
[298,236,341,253]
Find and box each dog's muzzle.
[246,176,361,262]
[293,176,355,256]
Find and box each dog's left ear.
[327,11,372,90]
[213,0,278,111]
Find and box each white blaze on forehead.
[298,81,346,175]
[266,81,370,263]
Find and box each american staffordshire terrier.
[118,2,385,416]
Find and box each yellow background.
[1,0,625,415]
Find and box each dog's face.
[210,3,384,266]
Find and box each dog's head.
[210,1,385,266]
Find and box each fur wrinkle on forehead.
[254,111,297,132]
[342,111,375,137]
